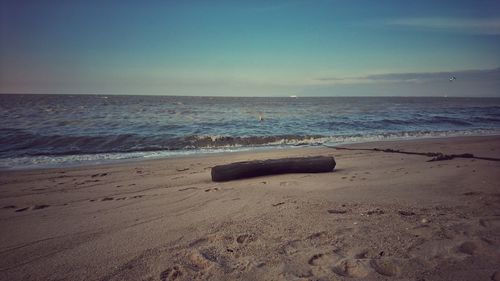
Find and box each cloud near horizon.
[316,67,500,85]
[307,67,500,97]
[384,17,500,35]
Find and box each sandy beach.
[1,135,499,281]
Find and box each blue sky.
[1,0,499,96]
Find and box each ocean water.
[1,94,500,169]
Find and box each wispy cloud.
[384,17,500,35]
[316,67,500,84]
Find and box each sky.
[1,0,499,96]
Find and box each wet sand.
[1,136,500,281]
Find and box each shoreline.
[1,135,499,280]
[2,133,500,172]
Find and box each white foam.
[1,129,499,170]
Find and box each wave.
[471,116,500,123]
[3,128,500,158]
[317,115,476,130]
[1,129,500,170]
[425,116,473,126]
[0,129,327,157]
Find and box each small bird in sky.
[449,76,456,82]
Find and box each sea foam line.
[1,129,499,170]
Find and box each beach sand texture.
[1,136,500,281]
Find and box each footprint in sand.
[308,252,342,266]
[188,251,213,270]
[308,253,325,265]
[204,187,219,192]
[458,241,477,255]
[159,265,184,281]
[479,217,500,229]
[346,247,386,260]
[236,234,253,244]
[179,233,259,277]
[280,239,303,255]
[370,259,401,277]
[189,247,234,273]
[188,237,211,248]
[332,259,371,278]
[101,197,114,201]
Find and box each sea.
[1,94,500,169]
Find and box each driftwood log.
[211,156,336,182]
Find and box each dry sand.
[1,136,500,281]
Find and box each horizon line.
[1,93,499,98]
